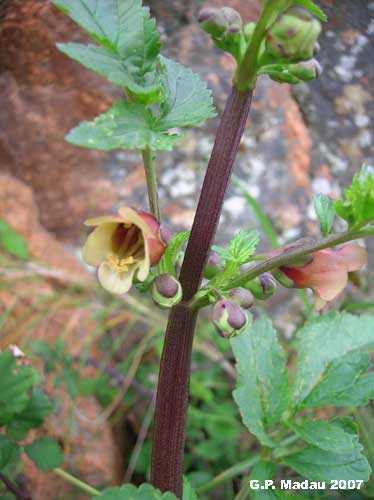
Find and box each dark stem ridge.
[151,86,253,497]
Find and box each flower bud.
[198,7,228,37]
[152,274,182,309]
[289,58,322,80]
[244,273,277,300]
[266,6,321,62]
[228,287,254,309]
[198,7,242,38]
[204,251,224,279]
[212,300,249,338]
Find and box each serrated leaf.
[0,220,29,259]
[158,231,190,276]
[302,350,374,408]
[334,165,374,227]
[290,418,361,454]
[293,0,327,22]
[66,101,180,151]
[249,461,279,500]
[94,483,178,500]
[293,312,374,409]
[283,445,371,482]
[0,436,19,470]
[229,229,260,264]
[183,476,199,500]
[231,316,291,447]
[156,57,216,131]
[57,43,161,103]
[0,351,38,426]
[7,387,53,440]
[313,194,335,236]
[53,0,161,101]
[24,437,63,472]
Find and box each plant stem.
[142,148,160,220]
[226,226,374,290]
[234,0,279,90]
[54,468,100,496]
[0,472,31,500]
[151,86,253,497]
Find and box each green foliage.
[0,350,38,426]
[249,461,278,500]
[293,0,327,21]
[52,0,161,102]
[53,0,215,153]
[231,316,291,447]
[335,165,374,228]
[230,312,374,488]
[157,57,216,131]
[66,102,180,151]
[24,437,63,472]
[0,350,61,475]
[293,312,374,408]
[212,230,260,266]
[158,231,190,276]
[313,193,335,237]
[0,436,19,470]
[0,220,29,260]
[93,483,178,499]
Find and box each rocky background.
[0,0,373,497]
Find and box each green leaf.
[53,0,161,101]
[158,231,190,276]
[183,476,199,500]
[94,483,178,499]
[290,418,362,454]
[229,229,260,264]
[302,350,374,408]
[293,0,327,22]
[231,316,291,447]
[57,43,161,103]
[249,461,279,500]
[156,57,216,131]
[0,436,19,470]
[0,220,29,259]
[66,101,180,151]
[7,387,53,440]
[293,312,374,408]
[24,437,63,472]
[283,445,371,482]
[0,350,38,426]
[313,193,335,236]
[334,165,374,227]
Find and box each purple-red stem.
[151,86,253,497]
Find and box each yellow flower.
[82,207,167,294]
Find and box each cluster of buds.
[198,7,244,61]
[262,6,323,84]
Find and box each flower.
[280,244,367,309]
[82,207,167,294]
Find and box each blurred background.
[0,0,373,498]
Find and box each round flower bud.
[289,58,323,80]
[212,300,249,339]
[266,6,321,62]
[198,7,228,37]
[244,273,277,300]
[228,287,254,309]
[152,274,182,309]
[204,252,224,279]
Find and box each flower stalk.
[142,148,161,221]
[151,85,253,497]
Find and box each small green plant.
[1,0,374,499]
